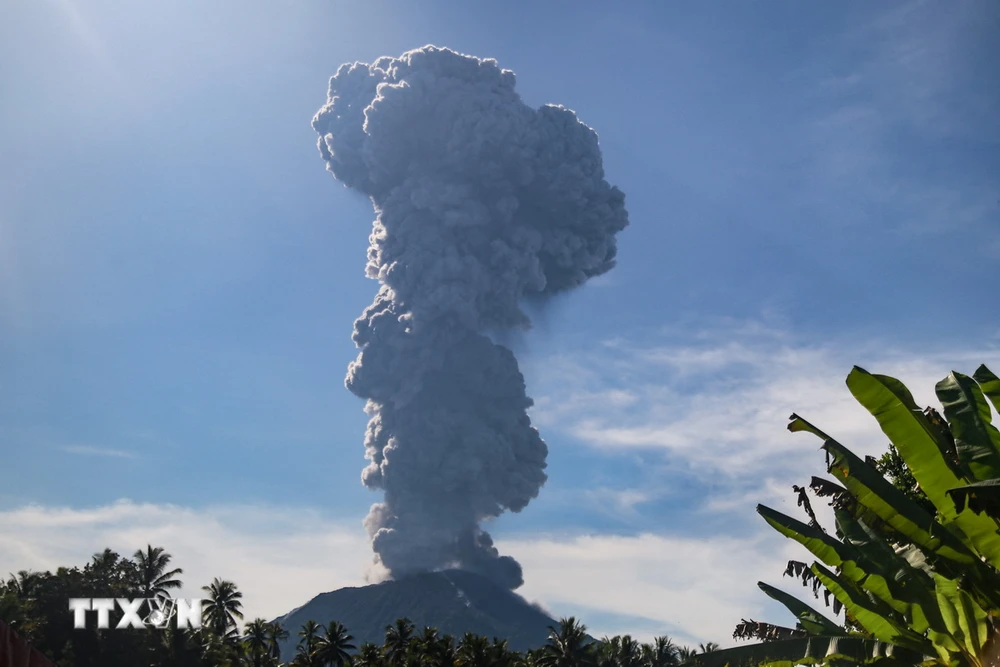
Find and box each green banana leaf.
[847,368,967,480]
[947,479,1000,518]
[820,438,975,565]
[933,573,990,666]
[684,636,924,667]
[936,371,1000,481]
[762,503,904,609]
[973,365,1000,415]
[810,563,929,653]
[815,433,1000,613]
[832,510,944,635]
[846,368,1000,569]
[758,582,846,636]
[758,506,859,573]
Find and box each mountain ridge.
[271,570,562,661]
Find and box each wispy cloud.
[526,320,997,511]
[0,500,814,648]
[9,324,986,647]
[508,530,807,647]
[787,0,999,241]
[0,501,372,625]
[60,445,139,459]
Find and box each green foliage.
[0,546,239,666]
[0,549,703,667]
[698,364,1000,667]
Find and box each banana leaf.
[973,365,1000,415]
[758,506,860,574]
[847,368,1000,569]
[819,435,1000,613]
[936,371,1000,481]
[847,368,968,480]
[947,479,1000,518]
[758,582,846,637]
[820,438,975,565]
[810,563,929,653]
[684,636,924,667]
[933,573,990,666]
[832,510,944,635]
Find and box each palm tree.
[518,649,544,667]
[697,642,720,654]
[412,627,453,667]
[5,570,39,598]
[596,635,620,667]
[490,637,517,667]
[677,646,697,664]
[539,617,595,667]
[295,619,324,666]
[267,621,290,664]
[355,642,385,667]
[133,545,183,600]
[384,618,415,666]
[314,620,355,667]
[614,635,643,667]
[243,618,272,667]
[201,577,244,638]
[643,636,680,667]
[456,632,491,666]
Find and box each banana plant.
[689,364,1000,667]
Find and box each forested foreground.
[4,363,1000,667]
[0,545,709,666]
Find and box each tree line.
[0,545,713,667]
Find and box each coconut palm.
[384,618,415,666]
[4,570,39,598]
[490,637,517,667]
[296,619,322,666]
[201,577,244,638]
[456,632,491,666]
[614,636,643,667]
[267,621,290,663]
[355,642,385,667]
[313,620,355,667]
[414,627,454,667]
[643,636,680,667]
[677,646,697,664]
[243,618,272,667]
[596,636,619,667]
[518,649,545,667]
[539,617,595,667]
[133,545,183,600]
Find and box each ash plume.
[312,46,628,589]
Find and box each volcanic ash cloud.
[312,45,629,590]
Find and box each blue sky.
[2,0,998,646]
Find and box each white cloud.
[0,500,372,625]
[526,321,997,510]
[0,499,820,649]
[507,530,806,647]
[3,327,995,650]
[781,0,999,243]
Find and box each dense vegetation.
[693,364,1000,667]
[0,547,708,666]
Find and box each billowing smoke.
[312,46,628,590]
